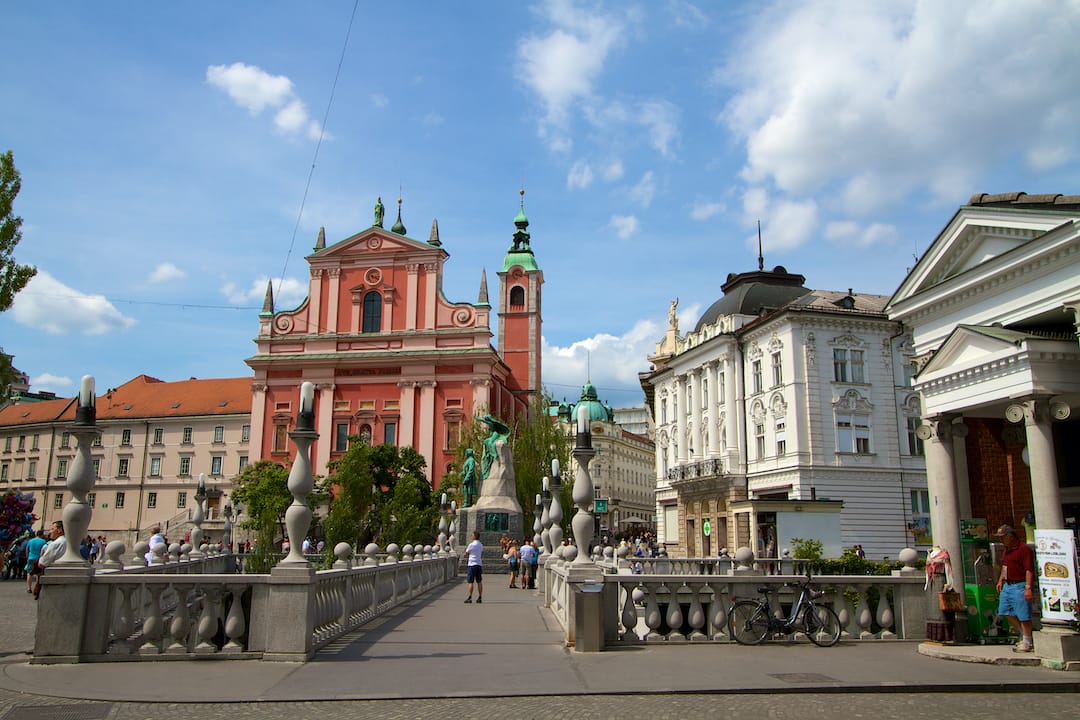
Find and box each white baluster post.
[189,473,207,559]
[571,405,596,564]
[58,375,99,566]
[280,382,317,566]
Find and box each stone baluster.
[437,493,449,556]
[549,460,564,552]
[876,584,896,639]
[570,406,596,562]
[620,582,640,641]
[103,540,126,569]
[111,584,137,654]
[642,582,664,642]
[189,473,207,559]
[708,583,728,641]
[222,503,233,554]
[166,584,192,653]
[57,376,99,566]
[332,542,353,569]
[686,582,707,641]
[401,543,414,563]
[364,542,380,567]
[665,583,686,642]
[540,476,552,555]
[138,584,166,654]
[448,501,458,555]
[222,586,246,653]
[281,382,317,566]
[386,543,400,563]
[833,590,854,640]
[194,587,220,653]
[855,585,874,639]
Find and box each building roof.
[0,375,253,427]
[967,192,1080,209]
[694,266,810,332]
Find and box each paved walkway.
[0,577,1077,708]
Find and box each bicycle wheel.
[803,604,841,647]
[729,600,770,645]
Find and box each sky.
[2,0,1079,409]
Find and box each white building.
[642,266,927,559]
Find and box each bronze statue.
[461,448,477,507]
[374,196,385,228]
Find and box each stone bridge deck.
[0,577,1077,703]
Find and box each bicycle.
[729,574,842,647]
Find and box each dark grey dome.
[694,267,810,332]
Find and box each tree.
[0,151,37,313]
[229,460,290,569]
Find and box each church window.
[358,425,372,446]
[335,423,349,452]
[509,285,525,308]
[362,291,382,333]
[273,424,288,453]
[383,422,397,445]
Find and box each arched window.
[509,285,525,308]
[362,291,382,333]
[358,424,372,446]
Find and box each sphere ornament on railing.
[282,382,318,566]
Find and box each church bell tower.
[497,189,543,394]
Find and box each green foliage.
[324,441,437,554]
[790,537,824,561]
[813,549,911,576]
[0,151,37,314]
[229,460,290,570]
[509,392,572,533]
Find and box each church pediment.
[310,227,442,261]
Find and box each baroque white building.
[641,265,927,559]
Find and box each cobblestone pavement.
[0,690,1078,720]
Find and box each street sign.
[594,499,608,513]
[703,519,712,537]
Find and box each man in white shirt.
[36,521,68,597]
[145,525,166,564]
[463,531,483,604]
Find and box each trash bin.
[573,581,605,652]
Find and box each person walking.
[24,530,46,596]
[507,542,520,588]
[464,531,483,604]
[994,524,1036,652]
[519,539,537,590]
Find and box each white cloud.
[719,1,1080,214]
[610,214,640,240]
[148,262,185,284]
[542,318,661,402]
[371,93,389,108]
[567,160,594,189]
[517,0,623,145]
[422,112,444,127]
[12,271,136,336]
[222,276,307,310]
[825,219,898,248]
[206,62,293,113]
[628,171,656,208]
[756,199,818,252]
[690,201,724,221]
[639,100,679,157]
[207,62,325,140]
[29,373,72,394]
[667,0,709,29]
[602,160,624,181]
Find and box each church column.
[471,378,491,416]
[326,268,340,334]
[723,355,739,466]
[315,383,335,475]
[398,381,417,450]
[1015,399,1065,529]
[689,368,702,460]
[250,382,267,461]
[923,416,963,568]
[417,380,437,484]
[423,263,438,330]
[308,268,323,334]
[675,375,688,464]
[405,263,419,331]
[706,361,720,457]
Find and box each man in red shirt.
[994,524,1035,652]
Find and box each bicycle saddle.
[757,587,771,594]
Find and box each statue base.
[458,506,524,574]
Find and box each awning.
[618,516,650,525]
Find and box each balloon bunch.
[0,490,37,543]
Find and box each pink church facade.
[246,197,543,488]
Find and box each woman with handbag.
[507,542,520,588]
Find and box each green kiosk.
[959,518,1010,643]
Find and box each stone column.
[424,262,438,329]
[398,381,417,451]
[675,375,688,464]
[405,263,419,331]
[723,354,739,467]
[1015,399,1065,529]
[706,361,720,457]
[314,382,334,474]
[308,268,322,334]
[689,368,702,460]
[417,380,436,483]
[326,268,340,333]
[923,416,962,567]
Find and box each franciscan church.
[246,192,543,488]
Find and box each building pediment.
[310,227,443,261]
[919,325,1023,378]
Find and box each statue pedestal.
[458,506,524,574]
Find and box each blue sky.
[2,0,1079,409]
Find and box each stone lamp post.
[58,375,100,566]
[281,382,317,566]
[437,493,449,555]
[533,493,543,548]
[189,473,207,559]
[571,404,597,564]
[222,502,233,554]
[540,476,552,556]
[548,460,564,552]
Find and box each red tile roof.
[0,375,253,426]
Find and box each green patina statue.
[374,196,385,228]
[479,414,511,481]
[461,448,477,507]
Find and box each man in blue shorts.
[464,531,483,604]
[994,524,1035,652]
